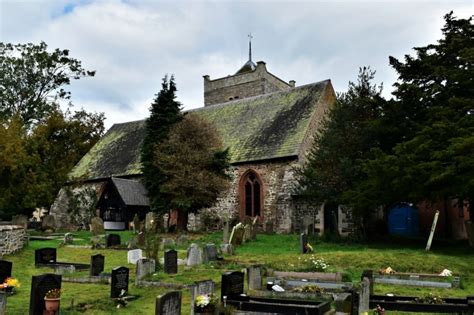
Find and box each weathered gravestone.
[90,254,105,276]
[106,234,121,248]
[0,291,6,315]
[221,271,244,300]
[361,270,374,295]
[359,277,371,313]
[145,212,157,231]
[229,223,245,246]
[136,258,156,283]
[11,214,28,229]
[300,233,308,254]
[127,249,143,264]
[222,220,230,244]
[247,265,262,290]
[55,264,75,275]
[111,266,129,298]
[186,244,203,266]
[0,260,12,282]
[29,273,61,315]
[35,248,57,265]
[64,233,74,244]
[334,293,352,315]
[190,280,215,315]
[41,215,56,231]
[132,214,141,233]
[250,217,258,241]
[137,232,145,246]
[164,250,178,274]
[220,243,234,255]
[156,291,181,315]
[203,244,218,263]
[242,224,251,242]
[90,217,105,235]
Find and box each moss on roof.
[70,80,330,181]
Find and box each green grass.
[3,231,474,314]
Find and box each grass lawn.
[3,231,474,314]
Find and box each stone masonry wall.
[0,225,28,256]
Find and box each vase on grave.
[44,297,61,313]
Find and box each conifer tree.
[141,75,183,214]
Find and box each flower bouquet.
[194,294,217,314]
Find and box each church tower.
[203,36,295,106]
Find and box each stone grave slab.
[0,260,12,282]
[164,249,178,274]
[203,244,218,263]
[186,244,202,266]
[127,249,143,264]
[35,248,57,265]
[90,254,105,276]
[106,234,121,248]
[229,223,244,246]
[221,271,244,300]
[29,273,61,315]
[155,291,181,315]
[136,258,156,282]
[247,265,262,290]
[111,266,129,298]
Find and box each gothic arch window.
[239,170,263,219]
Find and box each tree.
[141,76,183,214]
[154,113,230,229]
[296,67,385,221]
[0,42,95,127]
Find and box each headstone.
[0,291,6,315]
[55,264,75,275]
[242,224,251,242]
[106,234,121,247]
[223,220,230,244]
[127,237,138,249]
[155,291,181,315]
[64,233,74,244]
[186,244,203,266]
[111,266,129,298]
[0,260,12,282]
[203,244,218,263]
[136,258,156,282]
[41,214,56,231]
[132,214,140,233]
[247,265,262,290]
[250,217,258,241]
[164,250,178,274]
[137,232,145,246]
[35,248,57,265]
[361,270,374,295]
[221,271,244,300]
[162,238,175,249]
[29,273,62,315]
[359,277,370,313]
[11,214,28,229]
[300,233,308,254]
[127,249,143,264]
[145,212,157,231]
[90,217,104,235]
[90,254,105,276]
[229,223,245,246]
[190,280,215,315]
[220,243,234,255]
[334,293,352,314]
[176,234,188,246]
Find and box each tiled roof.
[111,177,149,206]
[70,80,331,181]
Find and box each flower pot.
[44,297,61,312]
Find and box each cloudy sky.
[1,0,471,128]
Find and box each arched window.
[240,170,263,219]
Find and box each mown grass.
[3,231,474,314]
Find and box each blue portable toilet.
[388,203,420,236]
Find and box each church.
[51,49,354,234]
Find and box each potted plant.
[1,277,20,295]
[194,294,217,315]
[44,288,61,312]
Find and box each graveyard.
[1,227,474,314]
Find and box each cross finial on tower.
[248,33,253,62]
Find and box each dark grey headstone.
[29,274,61,315]
[0,291,6,315]
[111,266,129,298]
[300,233,308,254]
[155,291,181,315]
[164,250,178,274]
[221,271,244,300]
[203,244,218,263]
[35,248,57,265]
[106,234,121,248]
[0,260,12,282]
[90,254,105,276]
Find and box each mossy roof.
[70,80,330,181]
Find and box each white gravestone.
[127,249,143,264]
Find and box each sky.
[0,0,472,129]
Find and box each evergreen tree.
[141,76,183,214]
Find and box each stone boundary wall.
[0,225,28,256]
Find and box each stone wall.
[204,61,292,106]
[0,225,28,256]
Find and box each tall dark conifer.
[141,75,183,213]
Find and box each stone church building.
[51,55,353,234]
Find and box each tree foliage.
[154,113,230,214]
[141,75,183,214]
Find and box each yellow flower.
[5,278,20,288]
